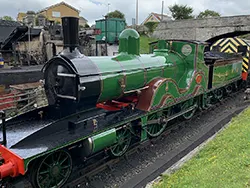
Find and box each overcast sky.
[0,0,250,25]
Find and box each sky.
[0,0,250,26]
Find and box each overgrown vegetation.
[106,10,125,20]
[168,4,220,20]
[1,16,14,21]
[197,9,220,18]
[144,22,159,33]
[140,34,155,54]
[169,4,194,20]
[240,34,250,40]
[155,107,250,188]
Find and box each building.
[79,16,88,27]
[0,19,21,45]
[23,11,36,26]
[17,12,27,23]
[37,1,80,24]
[141,12,171,25]
[17,1,88,27]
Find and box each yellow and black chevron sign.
[211,37,249,72]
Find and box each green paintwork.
[110,128,131,156]
[212,60,242,87]
[89,52,167,102]
[89,38,200,104]
[119,29,140,55]
[140,116,148,141]
[148,41,208,110]
[91,128,117,153]
[35,150,72,188]
[22,29,243,173]
[147,111,167,137]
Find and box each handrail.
[0,90,38,112]
[0,96,36,106]
[0,91,36,100]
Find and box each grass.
[140,34,156,54]
[154,107,250,188]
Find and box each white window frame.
[52,11,61,18]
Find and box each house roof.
[79,16,88,22]
[0,19,21,27]
[0,20,21,44]
[152,12,171,20]
[17,12,27,18]
[37,1,80,13]
[141,12,171,25]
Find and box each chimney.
[62,17,79,52]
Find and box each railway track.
[6,90,248,188]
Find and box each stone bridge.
[152,15,250,43]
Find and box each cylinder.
[82,128,117,156]
[62,17,79,52]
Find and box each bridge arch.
[152,15,250,42]
[206,31,250,44]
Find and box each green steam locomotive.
[0,17,244,188]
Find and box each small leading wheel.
[226,85,233,95]
[182,100,197,120]
[147,112,167,137]
[111,127,132,157]
[215,89,223,100]
[32,150,72,188]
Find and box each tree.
[197,9,220,19]
[144,22,159,33]
[26,11,36,15]
[1,16,14,21]
[169,4,194,20]
[106,10,125,19]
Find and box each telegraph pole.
[136,0,138,26]
[161,1,164,21]
[108,3,110,13]
[105,15,108,56]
